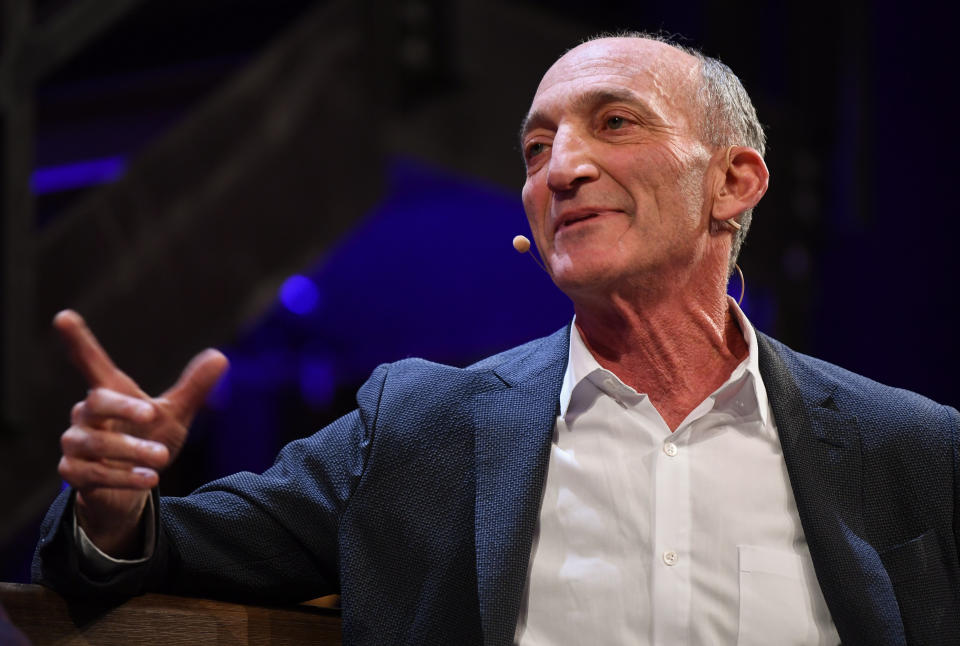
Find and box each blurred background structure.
[1,0,957,582]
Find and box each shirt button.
[663,550,679,566]
[663,442,678,457]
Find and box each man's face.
[520,38,713,298]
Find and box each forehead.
[530,38,700,127]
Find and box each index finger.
[53,310,140,394]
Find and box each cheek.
[635,151,706,218]
[521,182,543,230]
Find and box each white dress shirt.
[515,300,840,645]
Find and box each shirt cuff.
[73,494,156,578]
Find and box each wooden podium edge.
[0,582,342,645]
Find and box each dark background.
[1,0,957,582]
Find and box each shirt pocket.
[736,545,832,646]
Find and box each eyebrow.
[518,87,663,145]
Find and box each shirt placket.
[650,422,692,646]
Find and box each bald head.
[521,33,767,279]
[533,37,704,142]
[527,33,766,274]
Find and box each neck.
[573,287,748,431]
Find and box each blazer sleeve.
[950,405,960,555]
[32,363,388,603]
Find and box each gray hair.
[585,31,767,274]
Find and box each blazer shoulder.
[759,332,959,441]
[466,325,570,382]
[356,325,570,422]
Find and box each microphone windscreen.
[512,235,531,253]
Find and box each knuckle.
[58,456,84,487]
[71,402,85,424]
[62,427,114,459]
[61,426,83,453]
[83,431,107,456]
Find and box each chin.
[548,258,620,296]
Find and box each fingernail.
[144,442,165,455]
[132,467,155,479]
[135,403,155,421]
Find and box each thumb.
[161,349,229,425]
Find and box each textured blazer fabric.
[34,327,960,646]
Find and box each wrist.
[75,490,150,558]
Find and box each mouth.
[554,209,620,234]
[562,213,598,228]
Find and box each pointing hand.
[53,310,228,556]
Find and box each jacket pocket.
[877,529,958,644]
[877,529,935,584]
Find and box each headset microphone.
[512,235,549,274]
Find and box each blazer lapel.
[473,328,569,646]
[758,334,906,646]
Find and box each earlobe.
[711,145,769,224]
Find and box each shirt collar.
[559,297,770,428]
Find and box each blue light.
[31,156,127,195]
[279,274,320,315]
[300,355,335,408]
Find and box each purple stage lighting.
[279,274,320,315]
[300,355,335,408]
[31,156,127,195]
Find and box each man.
[34,34,959,646]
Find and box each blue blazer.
[34,327,960,645]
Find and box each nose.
[546,127,599,192]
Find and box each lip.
[553,208,622,234]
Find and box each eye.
[605,116,627,130]
[525,142,547,159]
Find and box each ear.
[711,146,769,224]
